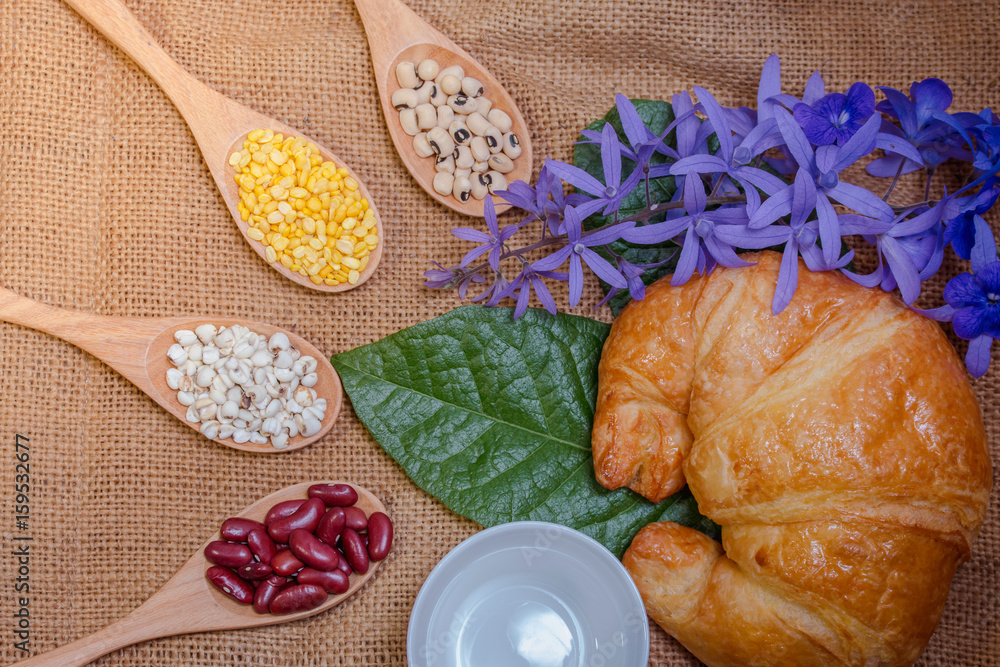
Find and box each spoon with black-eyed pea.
[0,286,341,453]
[63,0,383,291]
[353,0,533,217]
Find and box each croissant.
[592,250,992,666]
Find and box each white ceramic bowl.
[407,521,649,667]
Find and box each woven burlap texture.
[1,0,997,665]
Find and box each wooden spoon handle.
[0,287,167,394]
[64,0,212,110]
[62,0,236,167]
[9,613,163,667]
[354,0,456,68]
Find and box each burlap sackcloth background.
[0,0,998,664]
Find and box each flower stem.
[883,160,906,202]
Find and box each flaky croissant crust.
[593,251,992,667]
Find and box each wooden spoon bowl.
[64,0,383,292]
[0,287,342,453]
[355,0,533,217]
[10,482,388,667]
[219,130,384,292]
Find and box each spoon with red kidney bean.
[10,482,390,667]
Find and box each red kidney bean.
[335,549,353,576]
[268,497,325,543]
[247,529,278,566]
[236,562,273,581]
[264,499,306,526]
[315,508,347,546]
[343,506,368,532]
[220,517,266,542]
[252,575,286,614]
[271,549,305,577]
[367,512,393,561]
[289,529,341,571]
[297,567,350,594]
[340,528,369,575]
[205,541,253,569]
[308,483,358,507]
[269,584,328,615]
[207,566,254,605]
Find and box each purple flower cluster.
[426,55,1000,377]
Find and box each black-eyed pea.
[466,112,491,137]
[391,88,418,110]
[415,103,437,131]
[448,120,471,146]
[427,127,455,156]
[417,80,437,105]
[487,109,513,133]
[502,132,522,159]
[453,176,473,203]
[439,74,462,96]
[413,133,435,158]
[470,175,489,200]
[447,93,477,114]
[475,96,493,117]
[461,77,485,98]
[486,171,508,193]
[455,167,472,180]
[470,136,490,162]
[429,83,448,107]
[433,171,455,196]
[488,153,514,174]
[472,160,490,173]
[456,145,475,169]
[435,65,465,86]
[400,109,419,136]
[484,126,503,153]
[395,61,419,88]
[416,58,440,81]
[436,105,455,129]
[435,154,455,173]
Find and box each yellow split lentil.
[230,129,378,286]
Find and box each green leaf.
[332,305,718,556]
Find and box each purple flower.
[736,169,853,313]
[500,264,567,318]
[595,257,654,308]
[531,206,631,306]
[546,123,643,219]
[422,261,485,298]
[924,216,1000,377]
[451,198,519,270]
[578,95,671,169]
[943,187,999,259]
[471,271,511,307]
[669,86,786,215]
[839,201,946,304]
[622,175,756,286]
[792,82,875,146]
[867,78,976,177]
[751,107,893,266]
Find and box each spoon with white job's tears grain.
[7,482,387,667]
[0,287,342,453]
[353,0,533,217]
[63,0,384,292]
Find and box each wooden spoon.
[0,287,342,453]
[354,0,533,217]
[9,482,387,667]
[63,0,384,292]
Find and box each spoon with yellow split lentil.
[63,0,383,291]
[0,286,342,453]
